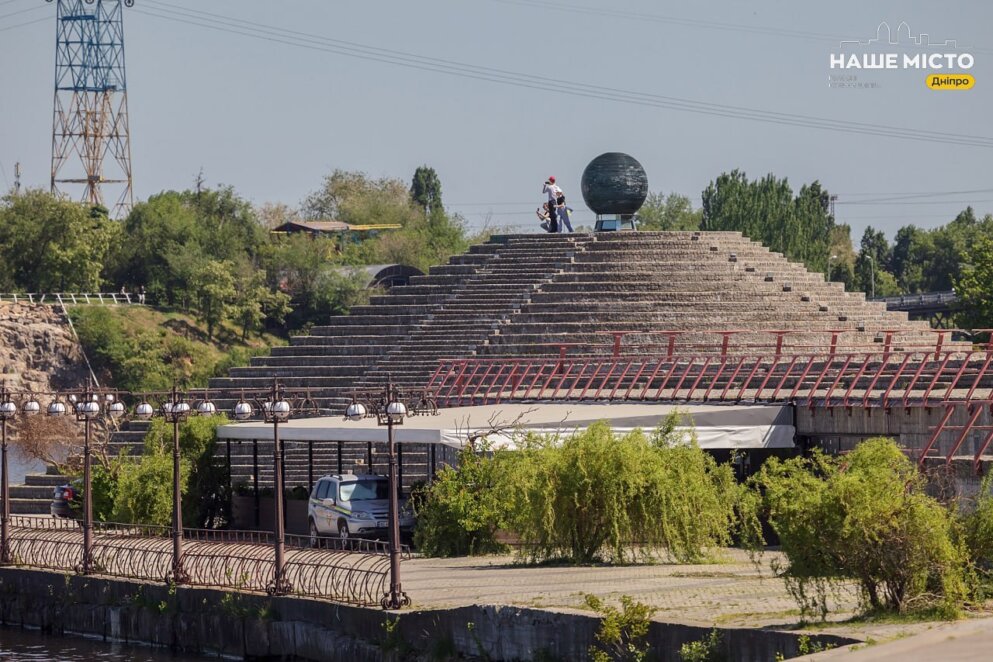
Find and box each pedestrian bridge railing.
[7,517,405,607]
[0,292,145,306]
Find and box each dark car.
[50,484,76,518]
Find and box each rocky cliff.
[0,303,89,394]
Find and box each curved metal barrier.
[6,517,397,607]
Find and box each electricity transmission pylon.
[48,0,134,217]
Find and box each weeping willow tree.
[414,417,745,563]
[505,419,742,564]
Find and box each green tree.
[301,170,412,225]
[231,270,291,340]
[109,186,266,306]
[700,171,835,273]
[410,165,444,215]
[854,227,900,297]
[300,168,470,273]
[192,259,237,340]
[0,190,119,292]
[415,418,743,564]
[827,223,856,288]
[112,447,181,526]
[508,421,740,564]
[955,232,993,330]
[636,192,702,231]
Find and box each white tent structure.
[217,403,794,450]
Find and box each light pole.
[0,384,16,566]
[346,383,436,609]
[868,254,876,299]
[60,379,124,575]
[232,380,295,595]
[134,386,216,584]
[0,383,41,565]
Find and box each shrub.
[585,594,656,662]
[412,443,510,557]
[112,447,183,526]
[508,420,741,564]
[749,437,968,618]
[961,472,993,595]
[140,415,230,528]
[414,417,743,564]
[678,629,725,662]
[81,415,228,528]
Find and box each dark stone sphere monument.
[580,152,648,231]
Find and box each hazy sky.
[0,0,990,240]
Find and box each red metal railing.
[424,330,993,468]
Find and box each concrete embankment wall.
[0,568,855,661]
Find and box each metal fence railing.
[6,517,399,607]
[0,292,145,306]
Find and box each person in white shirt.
[543,176,561,232]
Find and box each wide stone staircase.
[10,466,69,515]
[104,231,973,492]
[477,231,947,355]
[354,234,592,390]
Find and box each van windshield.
[338,480,389,502]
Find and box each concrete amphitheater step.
[10,499,51,515]
[10,484,56,499]
[24,471,71,487]
[84,231,953,470]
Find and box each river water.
[0,626,213,661]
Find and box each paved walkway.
[807,617,993,661]
[402,550,993,650]
[402,549,855,626]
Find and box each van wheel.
[309,519,319,548]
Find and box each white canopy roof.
[217,402,794,450]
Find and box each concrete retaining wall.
[0,568,855,661]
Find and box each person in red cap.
[542,176,562,232]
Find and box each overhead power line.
[0,4,46,24]
[135,0,993,149]
[482,0,993,54]
[839,199,993,207]
[835,188,993,205]
[0,15,47,33]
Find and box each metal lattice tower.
[48,0,134,217]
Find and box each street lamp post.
[0,383,41,565]
[134,387,217,584]
[65,379,124,575]
[266,380,292,595]
[346,383,436,609]
[232,380,295,595]
[1,384,18,565]
[868,255,876,299]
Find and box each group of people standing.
[537,176,574,233]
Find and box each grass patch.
[71,305,284,392]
